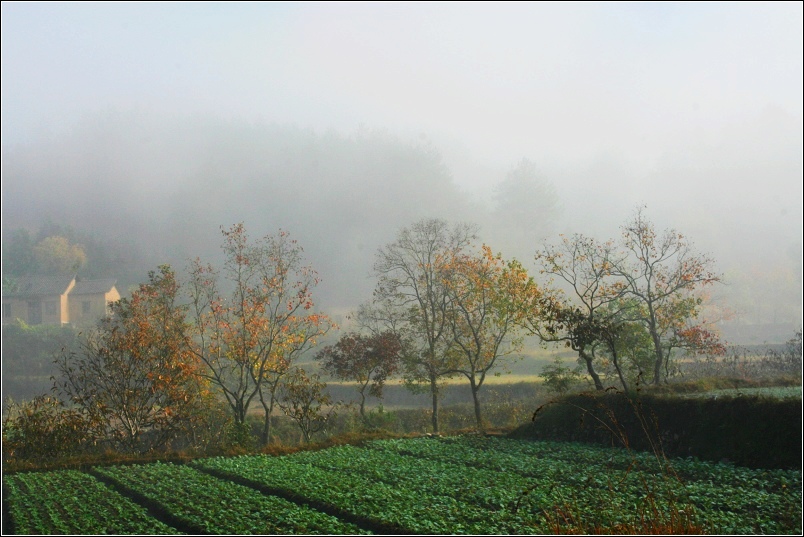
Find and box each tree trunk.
[650,326,664,385]
[259,395,274,445]
[470,377,483,430]
[258,380,281,445]
[612,350,629,392]
[234,399,247,425]
[579,349,604,390]
[430,374,439,433]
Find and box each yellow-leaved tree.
[443,245,542,429]
[186,223,332,445]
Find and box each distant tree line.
[3,208,732,457]
[2,219,146,293]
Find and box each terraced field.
[3,436,801,534]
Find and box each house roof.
[71,279,118,295]
[2,274,75,298]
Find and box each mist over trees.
[2,116,481,313]
[1,112,800,341]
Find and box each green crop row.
[3,470,179,535]
[4,436,800,535]
[285,442,652,514]
[370,435,799,491]
[92,461,366,535]
[362,436,802,534]
[192,453,537,534]
[263,441,694,532]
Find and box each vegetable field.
[3,436,801,534]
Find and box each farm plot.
[195,437,801,534]
[2,470,179,535]
[193,452,534,533]
[91,462,366,535]
[364,436,802,534]
[3,436,801,535]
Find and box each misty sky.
[3,3,801,171]
[2,2,802,336]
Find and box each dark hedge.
[510,391,802,470]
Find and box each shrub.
[2,395,94,462]
[541,357,583,395]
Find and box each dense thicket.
[511,390,802,470]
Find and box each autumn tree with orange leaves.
[443,246,541,428]
[186,224,332,445]
[55,265,208,453]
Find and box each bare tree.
[530,234,630,391]
[612,207,722,384]
[367,218,476,433]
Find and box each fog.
[2,2,801,342]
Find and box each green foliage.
[222,421,257,451]
[541,357,582,395]
[1,228,37,276]
[92,462,365,534]
[4,436,801,534]
[533,208,724,390]
[2,221,146,289]
[32,235,87,274]
[2,321,78,400]
[193,437,800,534]
[361,404,400,432]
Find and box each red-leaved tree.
[316,331,402,420]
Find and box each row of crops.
[4,436,802,534]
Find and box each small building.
[2,274,120,326]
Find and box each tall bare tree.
[613,207,722,384]
[367,218,476,433]
[529,234,630,391]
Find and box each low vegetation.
[3,436,800,535]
